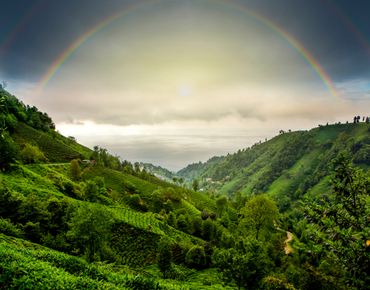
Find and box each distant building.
[206,178,212,182]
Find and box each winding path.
[274,221,293,254]
[284,231,293,254]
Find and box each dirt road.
[284,231,293,254]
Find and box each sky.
[1,0,370,171]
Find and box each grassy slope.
[266,147,322,197]
[11,122,92,162]
[82,166,205,219]
[0,162,205,269]
[0,233,193,290]
[199,123,370,200]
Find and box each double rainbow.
[35,0,341,106]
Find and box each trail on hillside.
[284,231,293,254]
[82,160,95,175]
[274,221,293,254]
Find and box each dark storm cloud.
[233,0,370,81]
[0,0,141,80]
[1,0,370,85]
[1,0,369,128]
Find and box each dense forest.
[1,87,370,289]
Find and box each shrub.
[185,245,206,270]
[131,194,141,207]
[21,143,46,164]
[70,159,81,181]
[0,218,24,238]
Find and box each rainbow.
[36,0,341,106]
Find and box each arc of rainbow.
[36,0,342,107]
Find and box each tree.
[167,211,177,229]
[21,143,46,164]
[162,187,181,201]
[240,194,279,240]
[192,179,199,191]
[134,162,140,172]
[185,245,207,270]
[130,194,141,207]
[178,178,184,186]
[151,189,164,213]
[163,199,174,213]
[67,203,114,263]
[220,231,235,249]
[82,181,99,202]
[67,136,76,143]
[202,217,214,241]
[216,196,228,217]
[221,212,230,228]
[192,216,203,237]
[177,214,188,233]
[212,238,270,290]
[157,236,172,279]
[70,159,81,181]
[172,177,178,184]
[302,153,370,289]
[5,114,17,133]
[0,133,18,171]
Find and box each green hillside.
[177,156,226,182]
[195,123,370,205]
[1,87,367,289]
[144,162,175,182]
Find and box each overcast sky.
[1,0,370,171]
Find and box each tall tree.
[212,238,270,290]
[70,159,81,181]
[67,203,114,263]
[178,178,184,186]
[216,196,228,217]
[303,153,370,289]
[192,179,199,191]
[134,162,140,172]
[240,194,279,240]
[157,236,173,279]
[21,143,46,164]
[202,217,214,241]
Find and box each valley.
[1,87,368,289]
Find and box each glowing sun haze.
[1,0,370,170]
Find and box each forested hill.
[1,87,369,289]
[143,162,175,182]
[177,156,226,181]
[192,122,370,203]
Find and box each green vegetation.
[303,153,370,289]
[177,156,227,181]
[1,87,369,289]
